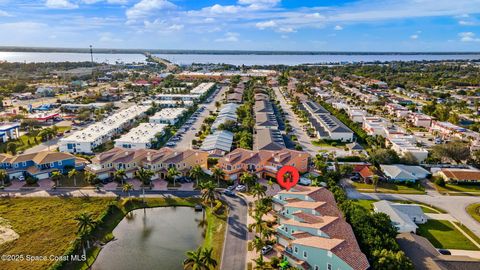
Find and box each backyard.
[417,220,479,251]
[0,126,71,154]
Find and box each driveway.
[174,86,227,151]
[220,192,248,270]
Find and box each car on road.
[18,176,25,181]
[261,245,273,255]
[227,185,235,191]
[235,185,246,192]
[166,142,176,147]
[224,190,236,197]
[438,249,451,255]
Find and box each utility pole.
[89,45,94,67]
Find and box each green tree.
[0,169,7,187]
[167,166,181,186]
[251,183,266,199]
[84,171,99,186]
[200,181,217,208]
[372,175,380,193]
[50,171,63,187]
[239,172,256,192]
[68,168,78,187]
[7,142,17,155]
[113,169,127,185]
[189,165,204,187]
[211,167,225,187]
[183,247,208,270]
[371,249,414,270]
[74,212,96,252]
[201,248,217,270]
[122,183,134,196]
[135,167,154,202]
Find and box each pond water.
[92,207,204,270]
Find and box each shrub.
[435,177,446,187]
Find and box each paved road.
[220,193,248,270]
[343,180,480,237]
[273,87,323,156]
[174,86,227,151]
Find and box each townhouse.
[303,101,354,142]
[212,103,239,130]
[386,103,409,118]
[362,116,389,136]
[217,148,310,180]
[255,129,286,151]
[149,108,187,125]
[273,186,369,270]
[0,123,20,143]
[86,147,208,180]
[408,113,432,128]
[59,105,150,154]
[200,130,234,157]
[156,82,216,101]
[114,123,168,149]
[0,151,86,180]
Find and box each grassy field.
[202,207,227,269]
[0,126,71,153]
[351,181,425,194]
[417,220,479,250]
[466,203,480,223]
[0,197,113,270]
[454,222,480,247]
[435,183,480,196]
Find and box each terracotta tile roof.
[441,169,480,181]
[32,151,75,165]
[285,201,326,210]
[0,154,12,163]
[293,236,344,250]
[10,153,38,163]
[359,166,374,179]
[283,215,338,229]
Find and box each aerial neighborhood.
[1,54,480,270]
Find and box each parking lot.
[170,86,227,150]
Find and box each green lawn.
[436,183,480,196]
[351,181,425,194]
[0,126,71,153]
[454,222,480,247]
[0,197,113,270]
[466,203,480,224]
[202,207,227,269]
[352,199,376,210]
[352,199,441,213]
[417,220,479,250]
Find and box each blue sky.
[0,0,479,51]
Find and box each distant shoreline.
[0,46,479,55]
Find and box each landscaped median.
[466,203,480,224]
[0,196,227,270]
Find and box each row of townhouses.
[303,101,354,142]
[254,90,286,151]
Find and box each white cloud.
[256,20,277,29]
[45,0,78,9]
[0,10,10,17]
[334,25,343,30]
[82,0,128,4]
[126,0,176,20]
[278,26,296,33]
[206,4,240,14]
[459,32,480,42]
[98,32,123,43]
[238,0,280,5]
[143,19,184,33]
[410,34,419,39]
[215,32,239,42]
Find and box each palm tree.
[251,183,266,199]
[122,183,134,197]
[68,168,78,187]
[251,236,266,260]
[183,247,208,270]
[201,248,217,269]
[239,172,256,192]
[167,166,181,187]
[84,171,98,186]
[253,256,270,270]
[113,169,127,185]
[189,165,204,187]
[372,175,380,192]
[74,212,96,251]
[249,214,268,236]
[38,127,56,141]
[50,171,63,187]
[212,167,225,187]
[200,181,217,208]
[135,167,154,202]
[0,169,7,187]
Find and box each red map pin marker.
[276,166,300,191]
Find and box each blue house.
[0,151,86,180]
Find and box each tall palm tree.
[239,172,255,192]
[372,175,380,192]
[212,167,225,187]
[189,165,204,187]
[249,214,268,236]
[167,166,181,187]
[201,248,217,269]
[200,181,217,208]
[122,183,134,197]
[74,212,96,251]
[135,167,154,202]
[0,169,7,187]
[50,171,63,187]
[183,247,208,270]
[113,169,127,185]
[68,168,78,187]
[251,183,266,199]
[251,236,266,260]
[253,256,270,270]
[84,171,98,186]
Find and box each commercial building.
[86,147,208,180]
[217,148,310,180]
[114,123,168,149]
[59,105,150,154]
[373,200,427,233]
[0,123,20,143]
[273,186,369,270]
[149,108,187,125]
[303,101,354,142]
[200,130,234,157]
[0,151,86,180]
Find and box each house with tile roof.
[273,186,369,270]
[0,151,86,180]
[436,168,480,183]
[86,147,208,180]
[217,148,310,181]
